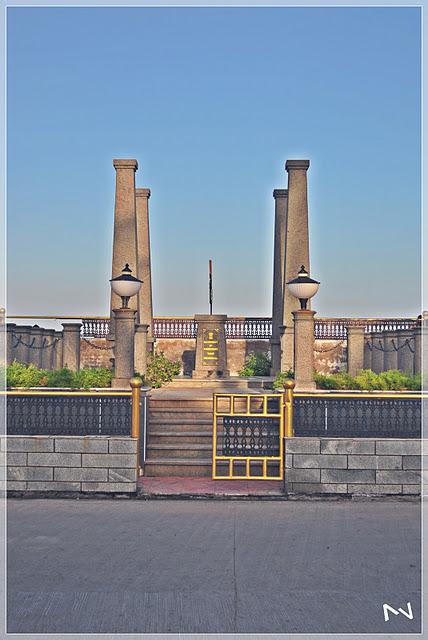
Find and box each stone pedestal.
[0,309,5,368]
[61,323,82,372]
[383,330,398,371]
[109,159,139,337]
[192,314,229,379]
[41,329,56,370]
[397,329,415,374]
[29,325,44,368]
[54,331,63,371]
[112,308,137,388]
[292,309,316,391]
[363,335,372,370]
[13,325,31,365]
[347,326,365,377]
[134,323,149,376]
[280,326,294,373]
[270,189,288,374]
[370,332,384,373]
[135,188,154,344]
[6,323,16,365]
[414,325,422,375]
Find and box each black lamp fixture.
[110,264,143,309]
[287,265,320,310]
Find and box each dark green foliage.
[238,352,271,377]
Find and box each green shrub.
[6,361,49,387]
[45,368,77,388]
[272,369,294,390]
[315,369,421,391]
[144,351,181,389]
[74,367,113,389]
[239,352,271,377]
[315,371,359,390]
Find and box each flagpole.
[209,259,213,315]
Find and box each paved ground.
[7,499,421,634]
[138,476,284,496]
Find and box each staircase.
[144,397,213,477]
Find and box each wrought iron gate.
[212,393,284,480]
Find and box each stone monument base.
[192,314,230,379]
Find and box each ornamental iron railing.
[6,391,136,436]
[293,394,422,438]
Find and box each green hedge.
[314,369,421,391]
[6,361,113,389]
[238,352,271,377]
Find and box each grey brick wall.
[285,438,423,496]
[0,436,138,493]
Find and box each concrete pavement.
[7,499,421,634]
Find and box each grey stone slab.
[403,484,421,495]
[6,453,27,466]
[285,468,320,483]
[376,470,421,485]
[108,468,137,483]
[293,454,347,469]
[54,437,109,454]
[321,468,376,483]
[284,453,293,468]
[376,439,421,455]
[54,467,108,482]
[26,481,81,492]
[290,482,348,494]
[82,454,136,468]
[0,451,5,466]
[81,482,136,493]
[108,438,137,454]
[27,453,81,467]
[0,466,5,481]
[5,436,54,452]
[284,438,320,454]
[350,484,402,495]
[8,467,53,481]
[403,455,422,470]
[7,481,26,491]
[320,439,375,454]
[348,455,402,470]
[0,436,4,450]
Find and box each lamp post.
[287,266,320,391]
[110,264,143,388]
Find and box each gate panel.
[212,393,284,480]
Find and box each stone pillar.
[370,332,384,373]
[292,309,316,391]
[109,159,139,337]
[135,188,154,352]
[270,189,288,374]
[414,324,422,375]
[192,314,229,379]
[53,331,63,370]
[41,329,56,370]
[134,324,149,375]
[281,160,311,372]
[397,329,415,374]
[28,325,44,368]
[14,325,32,364]
[347,326,365,377]
[0,309,5,368]
[363,334,372,370]
[61,323,82,371]
[112,308,137,388]
[6,323,16,365]
[383,330,398,371]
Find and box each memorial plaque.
[202,328,219,367]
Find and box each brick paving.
[137,475,284,497]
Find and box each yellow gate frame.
[212,393,285,480]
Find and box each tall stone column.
[363,334,372,370]
[14,325,32,364]
[28,325,44,368]
[281,160,311,372]
[370,332,384,373]
[112,308,137,388]
[292,309,316,391]
[414,323,422,375]
[41,329,56,370]
[134,324,149,375]
[0,309,5,368]
[53,331,63,371]
[270,189,288,374]
[383,330,398,371]
[109,159,139,337]
[62,323,82,371]
[347,326,365,377]
[135,188,154,351]
[397,329,415,374]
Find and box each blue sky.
[7,6,421,318]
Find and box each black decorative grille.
[221,416,280,456]
[294,396,422,438]
[7,394,132,436]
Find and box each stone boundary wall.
[285,437,422,496]
[1,436,137,493]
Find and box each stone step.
[149,417,212,427]
[144,458,212,477]
[149,431,213,445]
[147,443,212,460]
[148,399,213,410]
